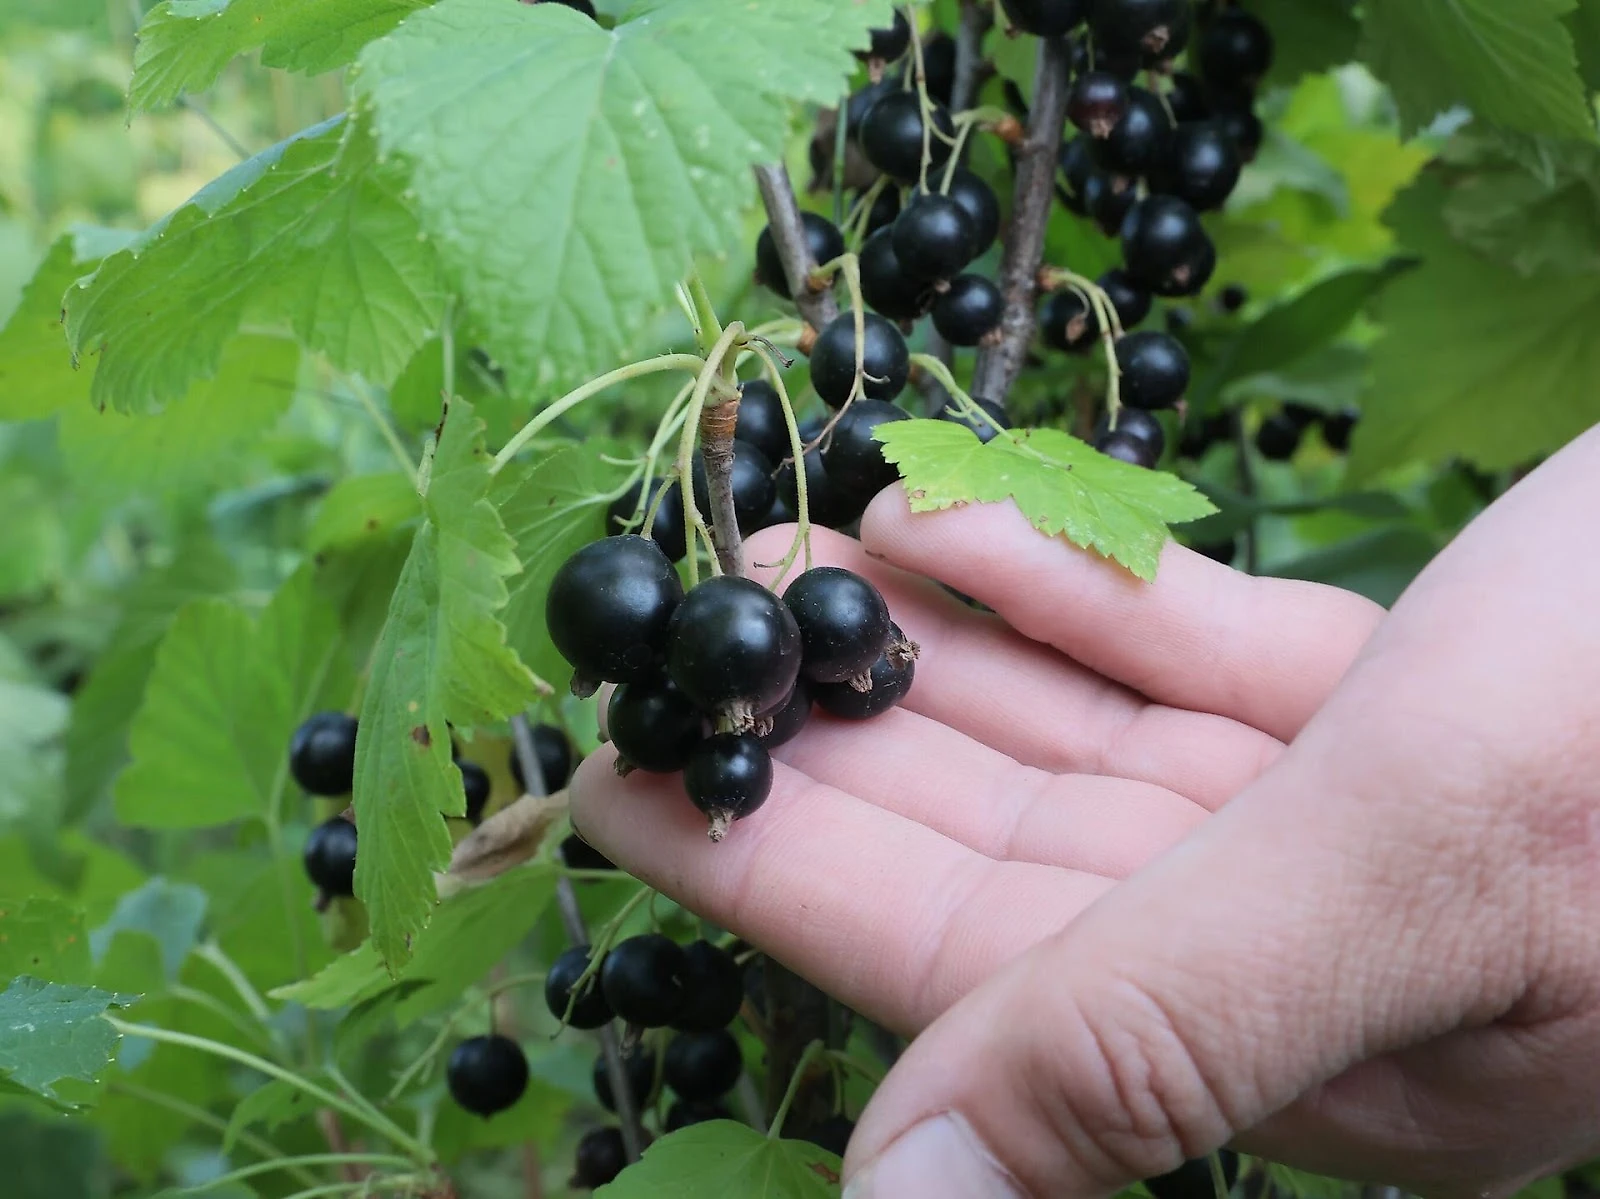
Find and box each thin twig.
[969,34,1073,402]
[176,95,252,161]
[753,163,839,333]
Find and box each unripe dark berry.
[1069,70,1130,138]
[303,817,357,898]
[858,92,955,181]
[1094,407,1166,459]
[1255,413,1304,461]
[1090,0,1189,62]
[1322,408,1358,453]
[1198,10,1274,89]
[607,674,706,773]
[755,214,844,298]
[860,227,933,322]
[1166,72,1210,123]
[684,732,773,840]
[547,536,684,689]
[593,1043,658,1112]
[1095,87,1173,177]
[458,760,491,824]
[1144,1151,1240,1199]
[757,680,813,750]
[601,933,688,1028]
[937,396,1010,443]
[822,399,910,499]
[666,576,802,718]
[447,1034,528,1118]
[1097,430,1160,469]
[784,567,892,686]
[1058,137,1096,215]
[932,274,1004,346]
[1098,267,1153,330]
[692,440,778,536]
[999,0,1089,36]
[1218,282,1249,313]
[546,945,613,1030]
[672,939,745,1032]
[1116,331,1191,410]
[666,1100,732,1130]
[920,169,1001,259]
[509,722,575,793]
[1120,195,1217,297]
[857,11,910,61]
[665,1029,744,1102]
[570,1127,627,1190]
[560,834,616,872]
[605,477,687,563]
[812,627,915,720]
[289,711,358,796]
[1150,122,1241,213]
[892,193,976,283]
[809,312,910,410]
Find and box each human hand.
[568,480,1378,1046]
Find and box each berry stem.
[767,1038,826,1140]
[749,341,813,585]
[1039,266,1125,422]
[911,353,1010,441]
[969,32,1074,405]
[753,162,840,333]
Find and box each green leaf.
[116,567,349,829]
[355,0,895,391]
[131,0,433,111]
[353,399,541,970]
[498,446,634,690]
[222,1077,313,1151]
[597,1122,842,1198]
[1440,136,1600,276]
[1570,0,1600,90]
[873,421,1216,582]
[0,1109,108,1199]
[0,678,69,830]
[1270,526,1439,608]
[1353,175,1600,475]
[0,977,136,1104]
[0,897,92,984]
[1361,0,1596,140]
[65,116,445,415]
[88,879,208,981]
[268,942,387,1010]
[308,472,423,552]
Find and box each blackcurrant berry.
[547,536,684,689]
[665,1028,744,1102]
[809,312,910,410]
[289,711,358,796]
[784,567,892,686]
[804,1114,856,1156]
[509,722,575,792]
[671,939,745,1031]
[691,440,778,536]
[1096,430,1159,469]
[601,933,688,1028]
[921,169,1001,259]
[1150,122,1241,213]
[667,576,802,717]
[863,184,902,237]
[1090,0,1188,62]
[1120,195,1217,297]
[1098,267,1153,330]
[932,274,1004,345]
[812,627,915,720]
[1116,331,1191,410]
[683,732,773,840]
[1143,1150,1240,1199]
[447,1034,529,1118]
[1321,408,1358,453]
[1058,137,1096,215]
[1199,10,1274,89]
[999,0,1089,36]
[1068,71,1130,139]
[776,439,871,531]
[733,380,791,465]
[858,91,955,181]
[665,1100,732,1130]
[922,33,957,106]
[1217,283,1248,314]
[938,396,1010,443]
[560,833,616,872]
[1216,107,1264,162]
[458,760,491,824]
[1179,410,1231,458]
[546,945,613,1029]
[1166,72,1210,123]
[892,193,976,283]
[857,11,910,62]
[607,674,706,773]
[1255,413,1304,461]
[844,77,899,137]
[593,1043,658,1112]
[606,477,688,563]
[1165,306,1195,334]
[754,213,844,299]
[757,680,813,750]
[1095,87,1173,177]
[859,227,933,322]
[1084,171,1139,237]
[570,1127,626,1190]
[822,399,910,498]
[1039,289,1098,355]
[1094,407,1167,458]
[303,817,357,898]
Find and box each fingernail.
[843,1114,1022,1199]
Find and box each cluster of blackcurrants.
[287,709,580,902]
[546,527,916,839]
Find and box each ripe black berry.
[601,933,688,1027]
[1255,413,1304,461]
[303,817,357,898]
[1120,195,1217,297]
[1095,407,1166,457]
[922,33,957,106]
[1199,10,1274,89]
[560,834,616,872]
[571,1127,626,1190]
[784,567,892,686]
[1166,72,1210,123]
[1084,171,1139,237]
[684,732,773,840]
[1216,108,1264,162]
[999,0,1089,37]
[692,441,778,536]
[757,680,813,749]
[938,396,1010,443]
[665,1029,744,1102]
[1095,87,1173,177]
[289,711,358,796]
[1150,122,1241,212]
[1322,408,1358,453]
[733,380,791,465]
[923,169,1001,258]
[809,313,910,409]
[672,939,745,1031]
[510,722,575,792]
[857,11,910,61]
[546,945,614,1030]
[858,92,955,181]
[1144,1150,1240,1199]
[1098,267,1153,330]
[932,274,1004,345]
[1116,331,1191,410]
[667,577,801,719]
[1039,290,1098,355]
[1097,430,1159,469]
[822,399,909,499]
[812,628,915,720]
[860,227,932,321]
[1091,0,1188,61]
[447,1034,529,1118]
[892,193,976,283]
[458,760,491,824]
[1069,71,1130,138]
[755,213,844,299]
[593,1043,658,1112]
[606,477,687,563]
[1058,137,1096,215]
[1165,306,1195,334]
[666,1100,732,1130]
[547,536,684,689]
[863,184,902,237]
[1179,410,1231,458]
[607,674,706,773]
[776,438,871,531]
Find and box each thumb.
[838,715,1524,1197]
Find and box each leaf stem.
[352,381,420,486]
[768,1039,826,1140]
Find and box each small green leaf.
[307,473,423,552]
[267,942,387,1010]
[1440,136,1600,277]
[874,421,1216,582]
[222,1077,313,1151]
[353,399,542,970]
[597,1122,842,1198]
[88,879,208,981]
[0,897,92,984]
[0,977,136,1104]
